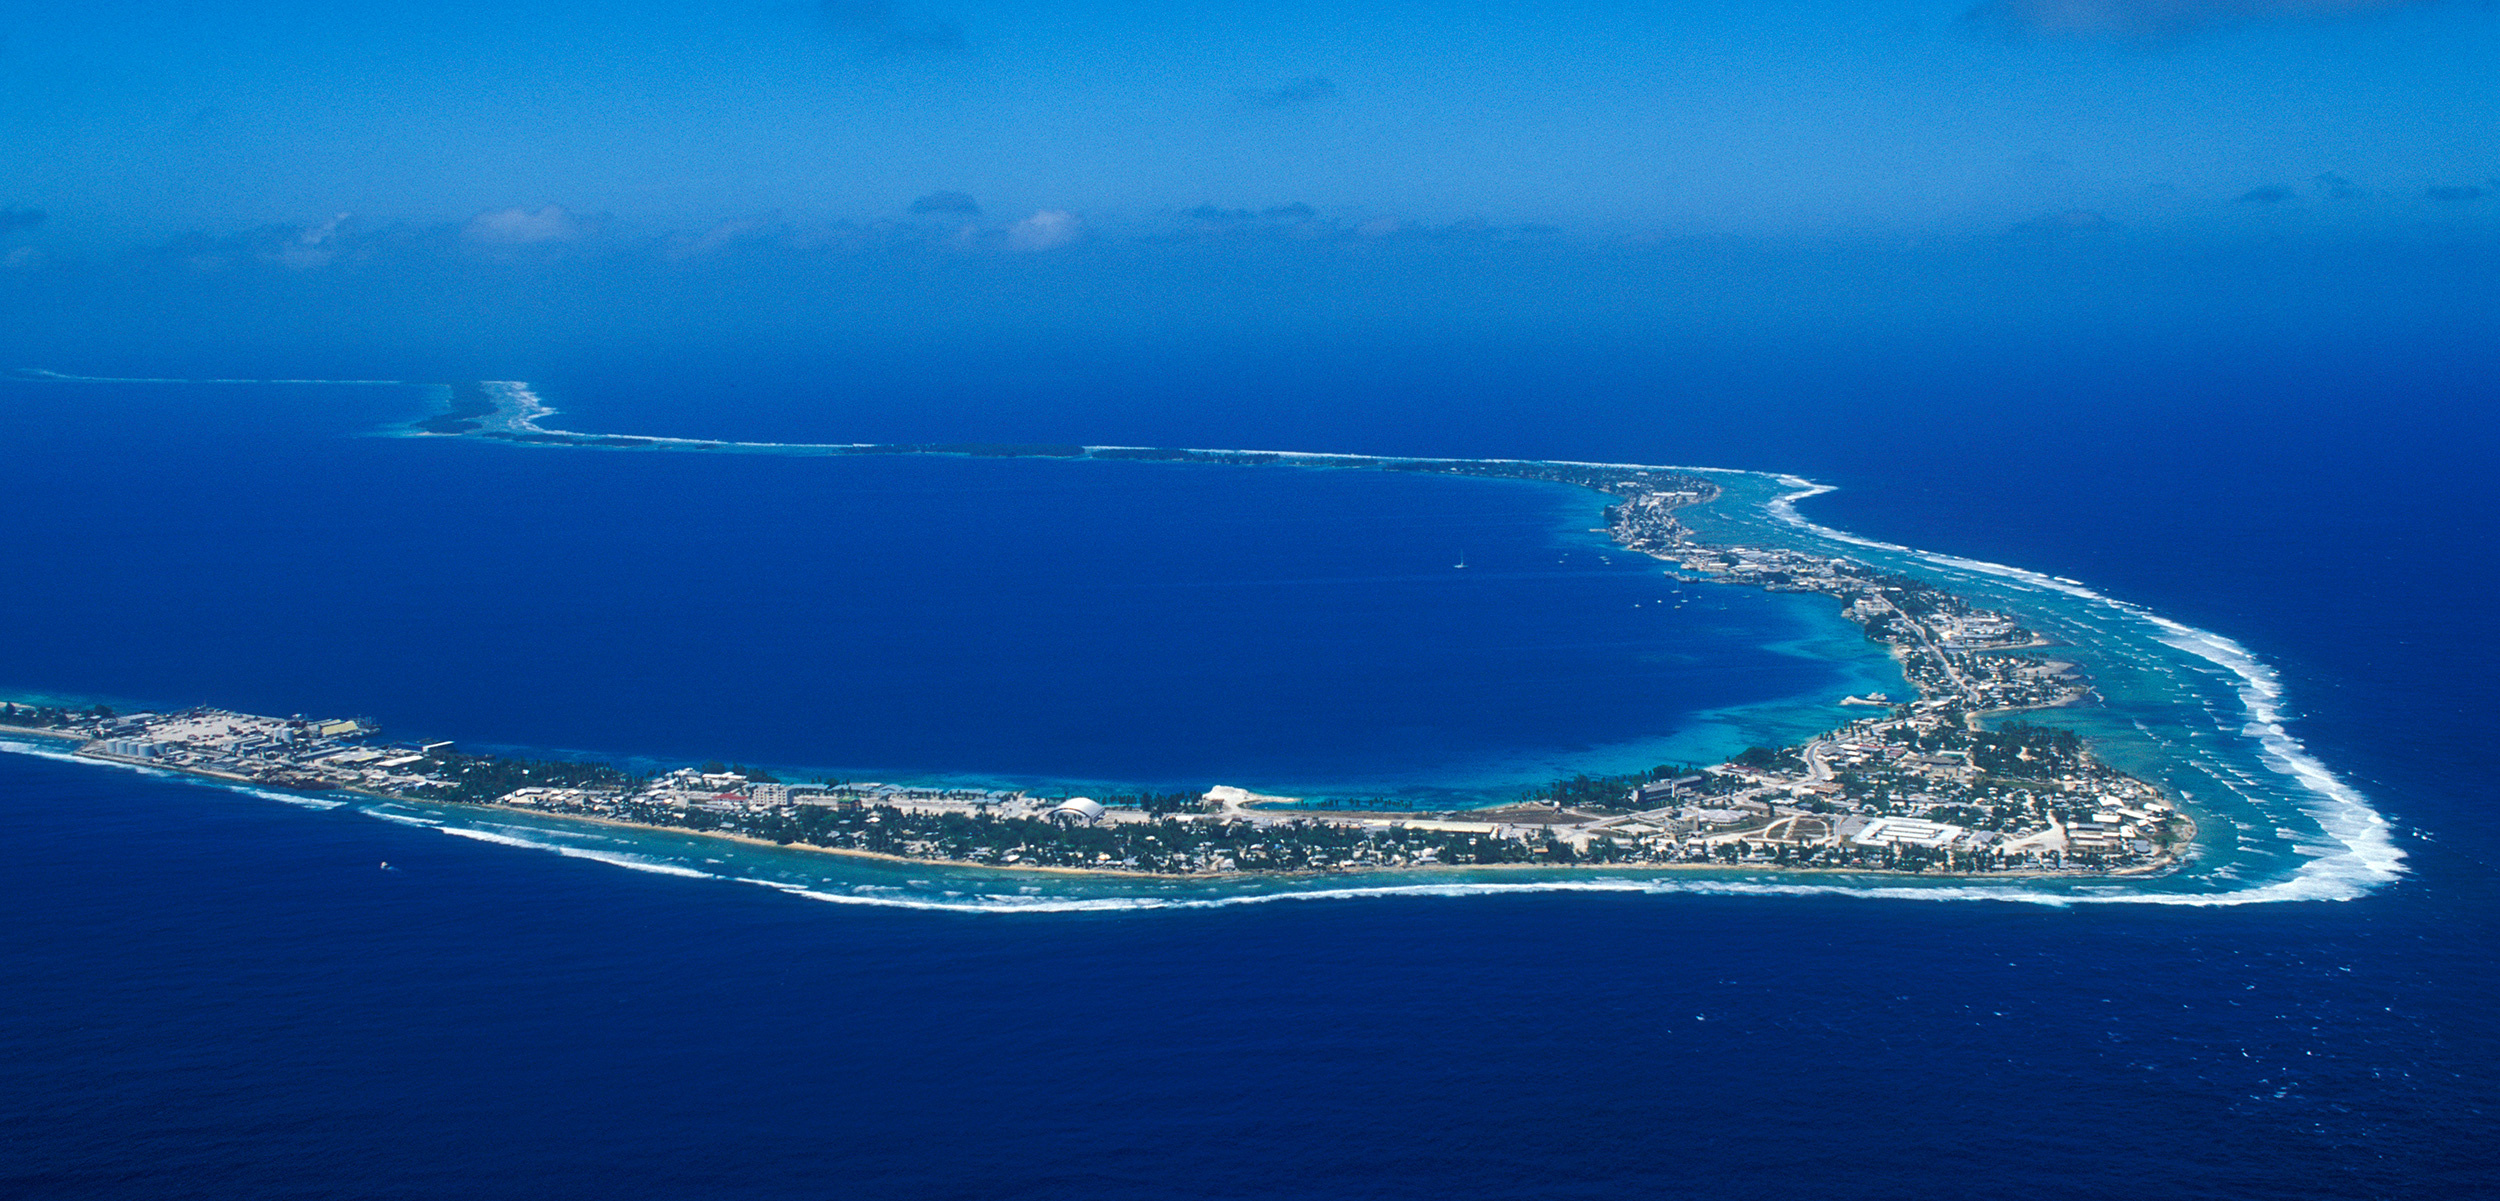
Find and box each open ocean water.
[4,339,2497,1197]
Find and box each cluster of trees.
[416,751,647,804]
[1534,772,1648,810]
[1088,790,1210,817]
[1866,575,1949,619]
[1447,461,1708,500]
[1526,763,1716,811]
[1965,722,2084,776]
[1925,803,1990,827]
[1731,745,1807,773]
[1881,723,1973,755]
[692,803,1629,875]
[0,702,86,728]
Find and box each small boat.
[1454,553,1468,569]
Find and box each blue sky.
[3,0,2494,245]
[4,0,2493,413]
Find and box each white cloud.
[1006,209,1082,252]
[274,212,351,270]
[464,205,586,245]
[300,212,349,246]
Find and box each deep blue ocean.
[5,328,2497,1197]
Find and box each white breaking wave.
[1761,477,2402,904]
[361,808,444,828]
[0,374,2406,910]
[547,845,720,879]
[713,871,2392,913]
[235,788,350,810]
[0,730,2396,910]
[477,380,556,430]
[435,824,723,879]
[0,738,351,808]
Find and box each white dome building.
[1049,797,1107,827]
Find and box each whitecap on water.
[1746,471,2402,904]
[0,450,2405,910]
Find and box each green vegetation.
[1087,790,1209,816]
[412,750,647,805]
[1732,745,1807,773]
[1524,764,1712,810]
[1966,722,2083,777]
[709,805,1605,873]
[0,702,78,728]
[1392,458,1714,499]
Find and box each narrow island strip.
[0,382,2197,881]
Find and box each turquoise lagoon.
[0,375,2400,910]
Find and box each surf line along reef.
[0,382,2196,879]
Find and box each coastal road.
[1805,739,1835,782]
